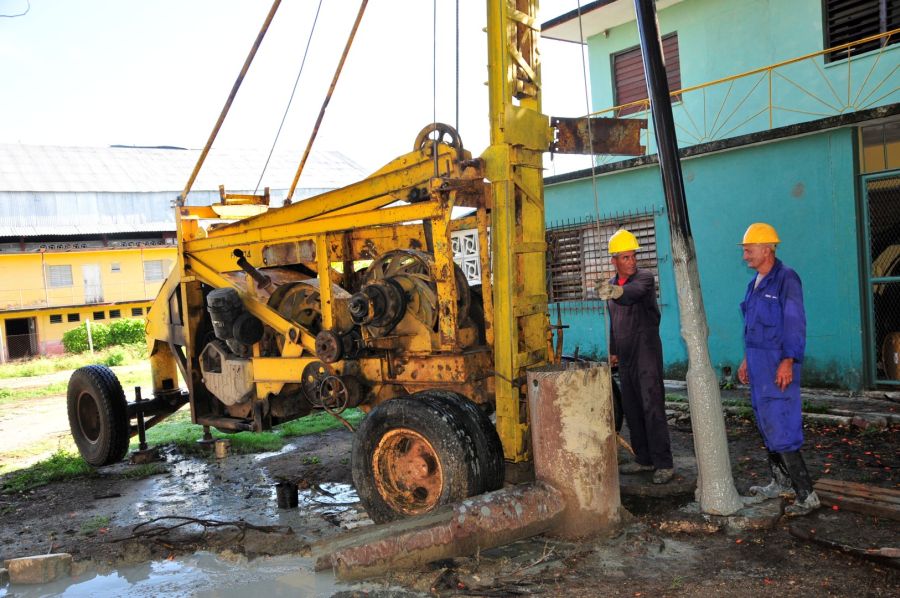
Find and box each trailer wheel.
[414,390,504,494]
[67,365,130,467]
[351,396,479,523]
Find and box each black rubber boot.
[780,451,820,516]
[749,452,795,499]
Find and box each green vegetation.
[1,450,95,493]
[0,371,151,406]
[129,408,366,455]
[80,515,111,536]
[0,344,148,379]
[62,319,146,354]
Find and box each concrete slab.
[5,553,72,584]
[665,498,784,534]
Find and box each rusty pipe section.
[313,482,565,581]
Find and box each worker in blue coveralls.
[737,223,820,516]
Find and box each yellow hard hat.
[608,229,640,255]
[741,222,780,245]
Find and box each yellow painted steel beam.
[187,147,459,250]
[185,201,445,256]
[484,0,550,462]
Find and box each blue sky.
[0,0,590,173]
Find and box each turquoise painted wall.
[586,0,900,151]
[545,127,864,388]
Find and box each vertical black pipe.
[633,0,691,241]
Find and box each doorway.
[861,171,900,386]
[4,318,38,360]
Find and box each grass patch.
[1,450,94,493]
[129,408,367,456]
[0,344,148,379]
[0,372,151,407]
[665,394,687,403]
[80,515,110,536]
[277,409,365,438]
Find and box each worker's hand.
[596,280,624,300]
[609,354,619,367]
[737,358,748,385]
[775,358,794,391]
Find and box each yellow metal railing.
[590,28,900,158]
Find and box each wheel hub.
[373,428,444,515]
[76,392,102,444]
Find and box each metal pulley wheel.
[363,249,470,335]
[414,122,464,157]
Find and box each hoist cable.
[575,0,612,361]
[255,0,325,195]
[432,0,439,178]
[180,0,283,204]
[286,0,369,204]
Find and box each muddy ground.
[0,391,898,596]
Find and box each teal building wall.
[544,127,864,388]
[586,0,899,150]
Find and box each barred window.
[109,309,122,319]
[67,313,80,323]
[46,265,73,288]
[93,311,106,320]
[546,215,659,305]
[49,314,63,324]
[131,307,143,317]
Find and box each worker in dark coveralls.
[738,223,820,516]
[597,229,674,484]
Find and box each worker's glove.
[596,280,624,300]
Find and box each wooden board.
[814,478,900,521]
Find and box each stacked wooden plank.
[814,478,900,521]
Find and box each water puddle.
[0,552,379,597]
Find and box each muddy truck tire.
[67,365,130,467]
[414,390,504,494]
[351,395,481,523]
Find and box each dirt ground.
[0,384,898,596]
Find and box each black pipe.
[633,0,691,241]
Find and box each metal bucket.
[214,438,231,459]
[276,481,299,509]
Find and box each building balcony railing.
[0,282,163,312]
[591,28,899,162]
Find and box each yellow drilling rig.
[65,1,644,523]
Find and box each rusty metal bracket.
[550,116,647,156]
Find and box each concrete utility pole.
[632,0,743,515]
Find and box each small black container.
[275,481,299,509]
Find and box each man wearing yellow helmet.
[597,229,674,484]
[738,223,819,516]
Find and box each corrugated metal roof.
[0,144,367,193]
[0,144,368,236]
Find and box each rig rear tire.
[351,396,480,523]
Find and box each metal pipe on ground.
[312,482,565,581]
[528,362,622,537]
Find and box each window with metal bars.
[546,215,659,304]
[824,0,899,62]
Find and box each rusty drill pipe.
[313,482,565,581]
